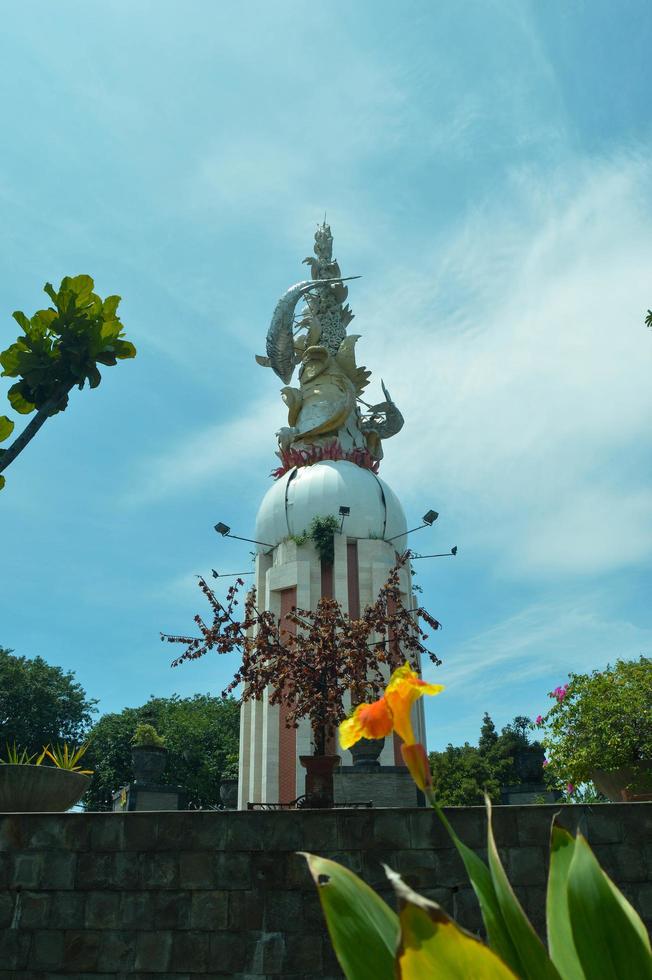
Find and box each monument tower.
[238,224,427,808]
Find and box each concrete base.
[112,781,184,811]
[334,765,424,807]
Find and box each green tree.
[0,274,136,490]
[478,711,498,753]
[0,647,98,755]
[84,694,240,810]
[429,713,544,805]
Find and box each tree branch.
[0,393,68,475]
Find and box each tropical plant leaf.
[302,852,398,980]
[566,832,652,979]
[0,474,5,490]
[387,868,517,979]
[430,800,523,973]
[0,416,14,442]
[485,796,561,979]
[546,823,585,980]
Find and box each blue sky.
[1,1,651,752]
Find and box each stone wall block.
[584,808,623,844]
[120,891,155,930]
[431,847,467,887]
[245,930,286,975]
[225,811,267,850]
[139,852,179,889]
[16,889,51,928]
[507,846,547,887]
[391,847,437,890]
[485,806,519,847]
[417,886,455,914]
[336,809,375,850]
[0,891,14,928]
[153,890,192,930]
[157,811,228,852]
[11,853,43,888]
[190,889,229,930]
[228,889,264,931]
[283,932,324,974]
[251,851,287,890]
[89,814,127,852]
[636,882,652,918]
[23,813,91,852]
[452,886,484,935]
[99,929,136,972]
[407,809,451,850]
[48,890,86,927]
[260,811,303,852]
[170,930,211,973]
[1,928,31,970]
[516,806,558,846]
[178,851,215,889]
[215,851,253,890]
[85,890,121,928]
[620,805,652,843]
[62,929,102,971]
[124,813,159,851]
[361,848,398,888]
[372,809,413,849]
[444,807,485,849]
[263,889,305,932]
[40,850,76,889]
[208,930,248,974]
[592,843,646,882]
[76,852,116,889]
[133,930,174,972]
[297,811,338,851]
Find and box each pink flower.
[535,714,543,726]
[567,783,575,795]
[553,684,569,703]
[542,758,549,767]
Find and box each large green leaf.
[388,868,518,980]
[567,832,652,979]
[0,474,5,490]
[7,383,35,415]
[430,800,523,973]
[485,797,561,980]
[0,416,14,442]
[302,852,398,980]
[546,824,585,980]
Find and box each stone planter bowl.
[0,765,90,812]
[591,761,652,802]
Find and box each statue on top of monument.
[256,222,404,477]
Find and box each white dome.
[255,460,407,551]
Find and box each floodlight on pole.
[213,522,274,549]
[338,505,350,533]
[411,546,458,560]
[211,568,254,579]
[385,509,439,543]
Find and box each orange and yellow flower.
[339,662,444,791]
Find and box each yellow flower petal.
[401,742,432,792]
[386,663,445,745]
[339,697,394,750]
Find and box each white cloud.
[122,394,282,505]
[365,153,652,578]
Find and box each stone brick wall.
[1,803,650,979]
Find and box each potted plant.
[219,754,239,809]
[131,723,167,783]
[0,742,93,811]
[162,553,442,808]
[536,657,652,801]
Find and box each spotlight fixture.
[411,546,458,560]
[385,507,439,543]
[213,523,274,549]
[212,568,254,579]
[338,505,350,533]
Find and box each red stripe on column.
[278,587,297,804]
[347,542,360,619]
